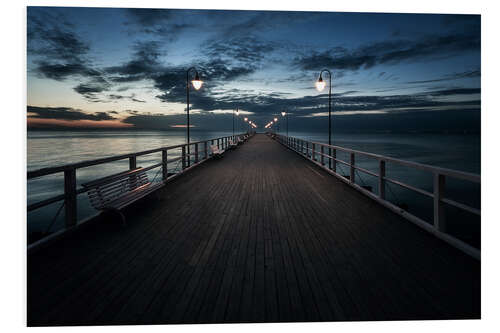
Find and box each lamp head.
[281,111,286,117]
[274,117,278,122]
[244,117,248,122]
[315,73,326,92]
[235,109,239,116]
[191,71,203,90]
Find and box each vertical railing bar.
[434,173,446,232]
[64,168,77,228]
[129,156,137,170]
[321,145,324,166]
[332,148,336,173]
[350,153,355,183]
[181,146,186,170]
[162,149,168,181]
[379,159,386,200]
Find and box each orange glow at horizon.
[27,118,133,128]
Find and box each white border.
[3,0,499,332]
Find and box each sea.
[27,129,481,246]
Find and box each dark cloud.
[28,8,99,82]
[124,8,193,40]
[204,36,275,65]
[73,77,111,101]
[107,93,146,103]
[294,32,480,71]
[35,62,101,81]
[28,9,89,63]
[406,69,481,84]
[105,41,163,81]
[27,106,116,121]
[426,88,480,96]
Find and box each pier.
[27,133,480,326]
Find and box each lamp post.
[186,67,203,165]
[281,110,289,137]
[315,69,332,168]
[232,108,239,137]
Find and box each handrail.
[27,133,252,241]
[271,133,480,260]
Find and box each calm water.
[27,129,481,246]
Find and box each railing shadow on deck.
[269,132,480,260]
[27,132,253,253]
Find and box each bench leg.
[102,208,127,227]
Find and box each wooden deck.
[28,134,480,326]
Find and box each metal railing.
[271,133,480,260]
[27,133,250,250]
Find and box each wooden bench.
[210,144,225,159]
[82,167,162,224]
[228,139,238,150]
[237,136,244,145]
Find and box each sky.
[27,7,481,132]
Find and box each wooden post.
[129,156,136,170]
[64,168,77,228]
[162,149,168,181]
[379,160,385,199]
[306,141,309,158]
[204,141,208,159]
[195,143,199,163]
[320,145,324,166]
[434,173,446,232]
[182,146,186,169]
[217,138,220,149]
[350,153,355,183]
[312,143,316,161]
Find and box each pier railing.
[272,133,480,259]
[27,133,250,250]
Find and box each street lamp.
[244,117,249,134]
[233,108,239,137]
[281,110,289,137]
[316,69,332,168]
[186,67,203,165]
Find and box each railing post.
[320,145,324,166]
[204,141,208,159]
[162,149,168,181]
[433,173,446,232]
[195,143,199,163]
[350,153,355,183]
[129,156,136,170]
[306,141,309,157]
[332,148,336,172]
[379,160,385,199]
[312,143,316,161]
[182,146,186,170]
[217,138,220,149]
[64,168,77,228]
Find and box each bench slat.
[82,167,147,188]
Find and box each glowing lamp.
[191,72,203,90]
[315,74,326,92]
